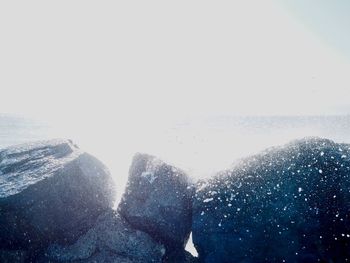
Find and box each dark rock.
[0,139,116,258]
[163,250,199,263]
[43,209,164,263]
[192,137,350,262]
[0,249,28,263]
[118,153,193,254]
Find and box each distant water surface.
[2,114,350,181]
[0,114,53,148]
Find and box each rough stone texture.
[0,249,28,263]
[43,209,164,263]
[163,250,199,263]
[118,153,193,253]
[0,139,116,258]
[192,137,350,263]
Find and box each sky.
[1,0,350,126]
[282,0,350,60]
[1,0,350,177]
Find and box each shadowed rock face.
[163,249,199,263]
[43,210,165,263]
[0,139,116,259]
[118,153,193,254]
[192,137,350,263]
[0,249,27,263]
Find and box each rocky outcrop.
[192,137,350,262]
[7,136,350,262]
[43,210,165,263]
[118,153,193,258]
[0,139,116,260]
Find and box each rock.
[192,137,350,262]
[163,250,199,263]
[0,139,116,259]
[118,153,193,254]
[43,209,165,263]
[0,249,28,263]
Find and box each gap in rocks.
[185,232,198,257]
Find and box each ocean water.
[2,114,350,256]
[2,114,350,188]
[0,114,53,148]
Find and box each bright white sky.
[1,0,350,172]
[1,1,350,171]
[1,0,350,124]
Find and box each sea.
[2,113,350,255]
[2,113,350,195]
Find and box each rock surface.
[0,139,116,259]
[163,250,199,263]
[0,249,28,263]
[43,209,165,263]
[118,153,193,254]
[192,137,350,262]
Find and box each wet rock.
[118,153,193,254]
[43,209,164,263]
[0,139,116,257]
[192,137,350,262]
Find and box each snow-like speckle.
[203,198,214,203]
[141,171,157,184]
